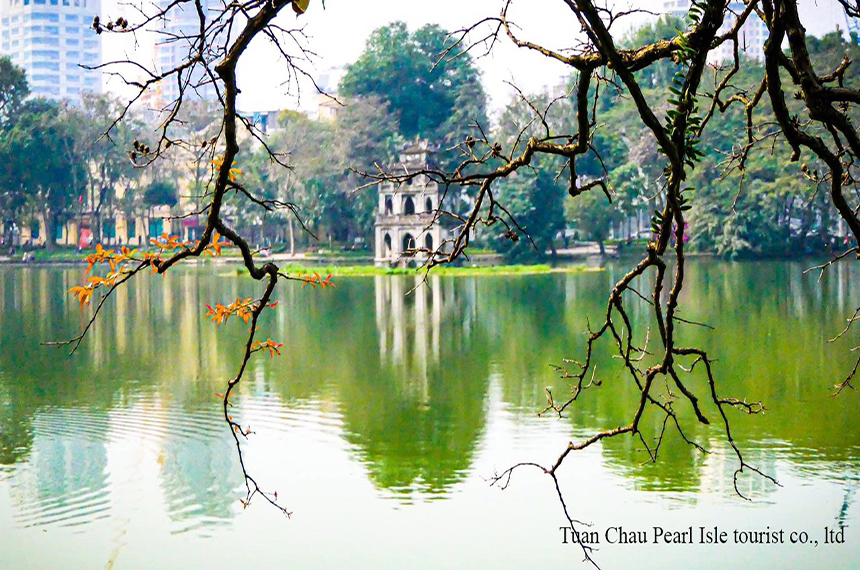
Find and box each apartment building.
[663,0,768,63]
[0,0,101,100]
[155,0,216,104]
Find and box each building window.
[404,197,415,215]
[383,233,391,256]
[425,233,433,251]
[31,222,40,239]
[128,221,136,240]
[66,38,79,46]
[103,220,115,240]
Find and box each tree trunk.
[288,216,295,256]
[598,239,605,257]
[44,213,55,252]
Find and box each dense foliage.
[1,22,857,260]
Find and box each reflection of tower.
[375,275,444,400]
[373,275,482,394]
[374,141,448,267]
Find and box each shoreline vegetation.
[0,246,601,276]
[0,242,842,275]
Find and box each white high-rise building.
[155,0,216,105]
[0,0,101,100]
[663,0,768,63]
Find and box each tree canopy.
[340,21,487,152]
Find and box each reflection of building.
[10,408,109,527]
[374,142,448,267]
[374,275,481,391]
[0,0,102,100]
[699,441,778,499]
[663,0,767,62]
[375,276,443,395]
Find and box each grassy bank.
[1,247,603,277]
[259,263,600,277]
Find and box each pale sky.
[99,0,848,115]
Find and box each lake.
[0,260,858,569]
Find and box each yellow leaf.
[292,0,309,14]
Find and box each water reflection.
[9,408,110,528]
[337,275,488,498]
[0,261,858,539]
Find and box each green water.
[0,260,857,569]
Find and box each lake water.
[0,260,858,569]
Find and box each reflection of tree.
[339,276,489,498]
[2,264,859,517]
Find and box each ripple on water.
[12,484,111,529]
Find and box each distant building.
[663,0,767,62]
[311,66,345,121]
[0,0,102,100]
[155,0,217,104]
[375,141,447,267]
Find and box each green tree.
[0,56,28,124]
[340,22,487,156]
[74,94,146,243]
[1,100,85,250]
[144,180,179,208]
